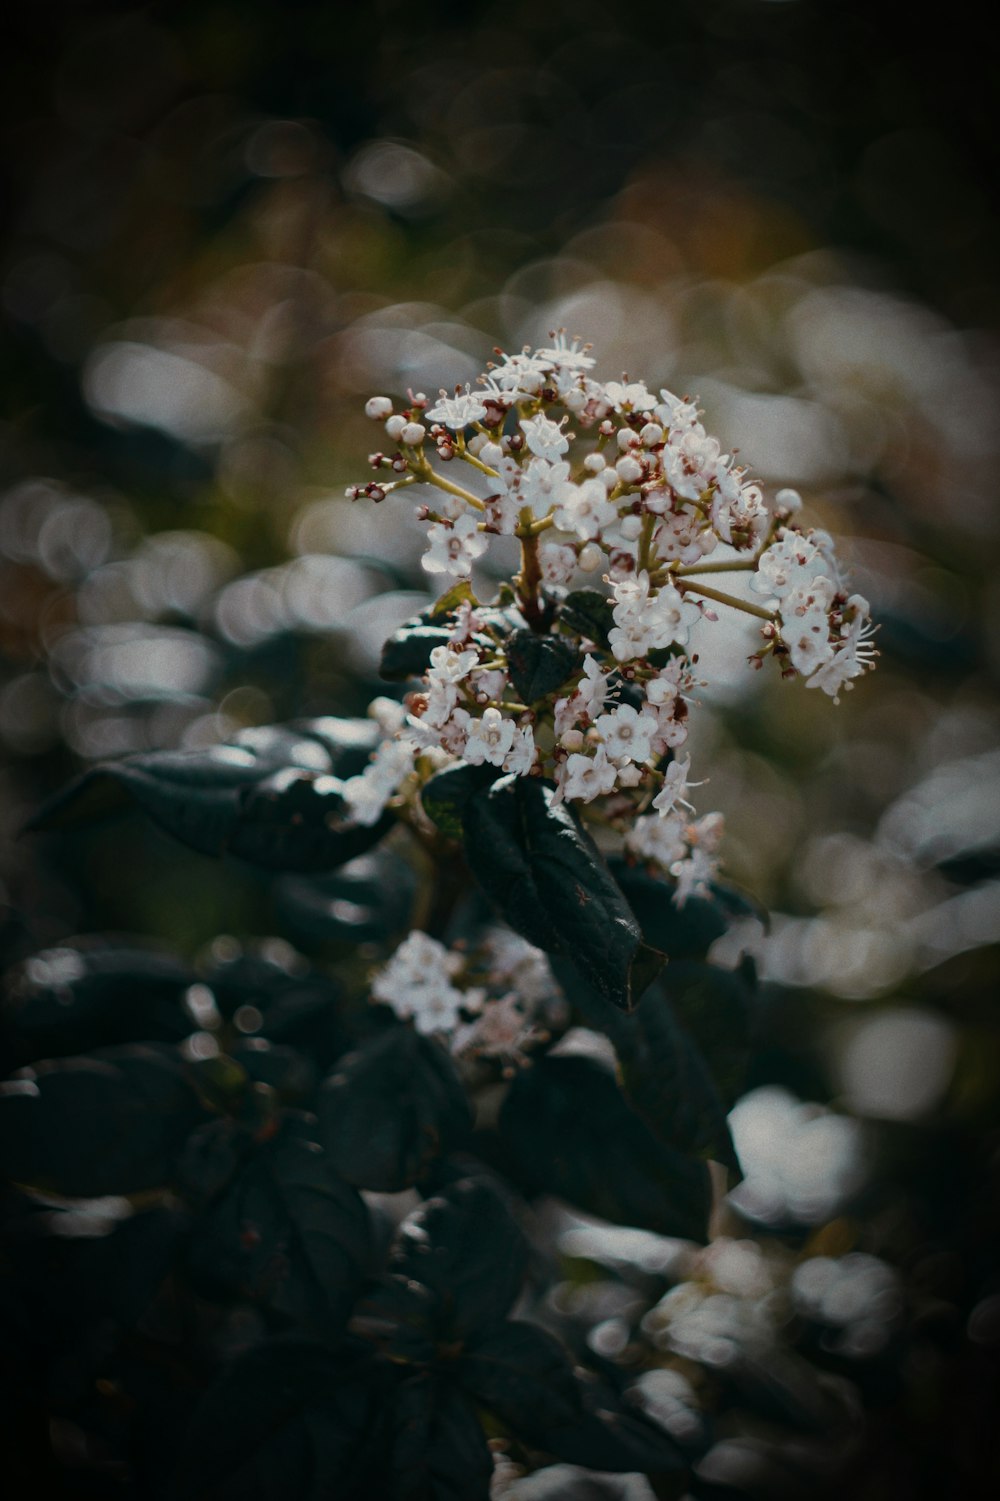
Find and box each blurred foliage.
[1,0,999,1496]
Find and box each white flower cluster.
[343,336,877,902]
[750,530,878,702]
[369,927,556,1064]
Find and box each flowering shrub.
[1,337,877,1498]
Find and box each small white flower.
[371,932,467,1035]
[427,644,479,685]
[558,744,617,803]
[594,703,659,765]
[365,396,393,420]
[605,379,655,413]
[503,723,537,776]
[520,412,570,461]
[425,386,488,427]
[534,332,595,372]
[423,514,488,577]
[464,706,516,767]
[552,477,617,540]
[655,389,702,432]
[487,348,552,394]
[520,457,575,519]
[652,754,699,815]
[341,737,417,825]
[626,811,688,868]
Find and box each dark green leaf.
[455,1321,584,1436]
[231,768,393,871]
[462,776,663,1012]
[319,1027,471,1192]
[390,1373,493,1501]
[380,624,456,681]
[0,1044,210,1196]
[558,590,614,647]
[275,852,418,946]
[616,988,738,1173]
[169,1337,387,1501]
[26,725,332,841]
[291,716,382,778]
[353,1272,438,1366]
[421,763,500,840]
[459,1324,689,1477]
[389,1176,528,1341]
[609,859,728,960]
[185,1116,371,1335]
[505,628,579,704]
[660,959,756,1108]
[498,1056,711,1242]
[25,724,392,873]
[1,943,194,1069]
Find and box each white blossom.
[371,932,467,1034]
[425,386,488,427]
[503,723,537,776]
[594,703,659,765]
[520,412,570,461]
[557,744,617,803]
[464,706,516,767]
[651,754,698,815]
[423,515,488,577]
[552,477,618,540]
[341,737,417,826]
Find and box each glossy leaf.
[388,1176,528,1341]
[557,590,614,647]
[318,1027,471,1192]
[498,1056,711,1242]
[229,768,393,871]
[0,1043,210,1196]
[505,628,579,704]
[420,763,500,840]
[462,776,663,1012]
[275,851,418,946]
[1,943,194,1069]
[185,1116,371,1335]
[25,722,392,872]
[609,859,729,961]
[660,959,756,1109]
[615,987,739,1173]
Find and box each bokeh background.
[2,1,999,1494]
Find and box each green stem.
[678,578,776,622]
[415,461,485,511]
[674,556,756,576]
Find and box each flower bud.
[583,452,606,472]
[775,487,803,512]
[401,422,427,446]
[616,455,643,484]
[617,427,640,452]
[618,514,643,540]
[578,543,602,572]
[385,414,406,440]
[365,396,393,420]
[639,422,663,446]
[561,729,584,751]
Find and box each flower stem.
[678,578,776,622]
[515,508,545,628]
[416,461,485,511]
